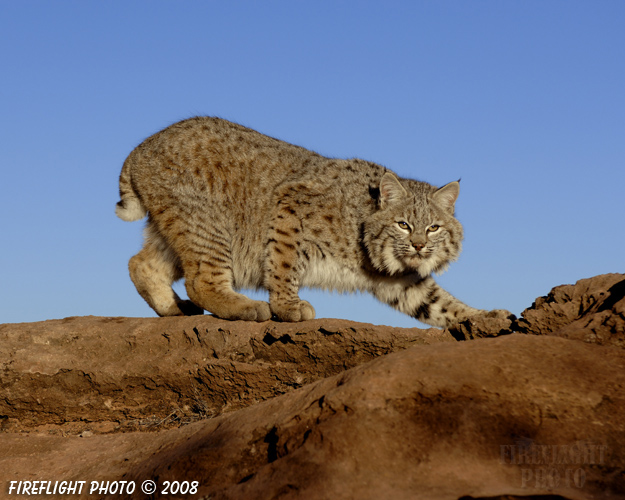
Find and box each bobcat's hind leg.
[177,226,271,322]
[129,224,203,316]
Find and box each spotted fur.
[116,117,510,327]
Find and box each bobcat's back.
[118,117,384,289]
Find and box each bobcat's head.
[363,173,463,278]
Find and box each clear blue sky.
[1,1,623,327]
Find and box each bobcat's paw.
[237,300,272,322]
[271,299,316,322]
[484,309,517,321]
[448,308,516,341]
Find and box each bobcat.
[116,117,511,327]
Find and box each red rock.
[1,335,623,499]
[518,273,625,348]
[1,274,624,499]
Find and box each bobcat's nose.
[413,242,425,252]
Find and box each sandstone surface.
[0,273,624,499]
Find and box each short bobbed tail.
[115,156,147,221]
[115,197,146,221]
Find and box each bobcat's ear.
[379,172,407,208]
[432,180,460,214]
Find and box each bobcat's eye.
[427,224,440,232]
[397,221,411,231]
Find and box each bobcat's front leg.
[376,275,511,328]
[264,201,315,322]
